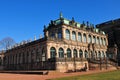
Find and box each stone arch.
[65,29,70,40]
[72,31,76,41]
[88,35,92,43]
[58,47,64,58]
[78,32,82,42]
[84,50,88,58]
[83,33,87,43]
[79,49,83,58]
[67,48,72,58]
[50,47,56,58]
[73,49,78,58]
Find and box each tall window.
[79,50,83,58]
[72,31,76,41]
[50,47,56,58]
[78,32,82,42]
[73,49,78,58]
[51,32,55,38]
[66,29,70,40]
[88,35,92,43]
[85,50,88,58]
[95,51,97,58]
[103,38,106,45]
[67,48,71,58]
[58,32,62,39]
[101,51,104,58]
[59,48,64,58]
[98,51,101,58]
[83,34,87,43]
[93,36,96,43]
[101,38,103,45]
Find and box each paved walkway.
[0,68,117,80]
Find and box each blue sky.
[0,0,120,43]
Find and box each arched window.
[83,34,87,43]
[50,47,56,58]
[73,49,78,58]
[79,50,83,58]
[88,35,92,43]
[58,32,62,39]
[67,48,71,58]
[84,50,88,58]
[98,51,101,58]
[72,31,76,41]
[66,29,70,40]
[93,36,96,43]
[103,38,106,45]
[101,51,104,58]
[51,32,55,38]
[59,48,64,58]
[101,38,103,45]
[95,51,97,58]
[78,32,82,42]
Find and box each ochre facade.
[3,14,108,72]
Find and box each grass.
[51,70,120,80]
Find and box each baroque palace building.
[3,14,108,72]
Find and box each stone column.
[56,47,59,58]
[81,33,83,42]
[47,46,50,59]
[62,27,65,39]
[76,32,78,41]
[70,30,72,40]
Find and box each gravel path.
[0,68,117,80]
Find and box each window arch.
[101,38,103,45]
[79,49,83,58]
[73,49,78,58]
[67,48,71,58]
[100,37,102,45]
[98,51,101,58]
[103,38,106,45]
[66,29,70,40]
[84,50,88,58]
[83,34,87,43]
[72,31,76,41]
[78,32,82,42]
[59,48,64,58]
[51,32,55,38]
[101,51,104,58]
[93,36,96,43]
[88,35,92,43]
[58,31,62,39]
[50,47,56,58]
[95,51,97,58]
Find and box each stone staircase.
[88,58,119,70]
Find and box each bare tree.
[0,37,16,50]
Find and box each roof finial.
[60,12,63,19]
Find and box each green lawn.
[51,70,120,80]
